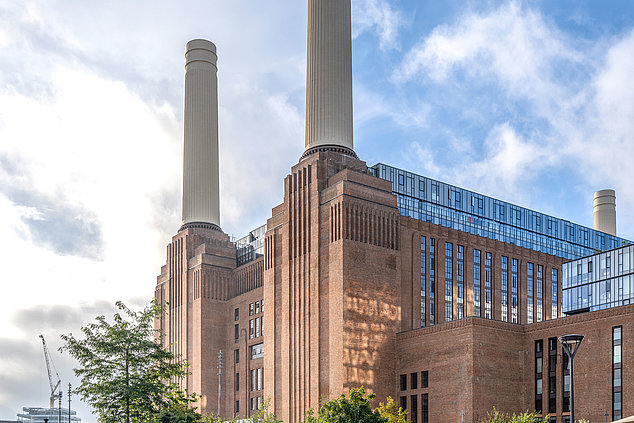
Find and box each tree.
[60,301,196,423]
[376,397,407,423]
[479,407,549,423]
[302,387,387,423]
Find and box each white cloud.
[352,0,404,50]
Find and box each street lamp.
[559,334,584,423]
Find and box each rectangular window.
[255,300,260,314]
[411,395,418,423]
[400,374,407,391]
[235,308,239,321]
[235,400,239,414]
[421,236,426,327]
[474,250,481,317]
[535,339,543,414]
[613,326,622,420]
[536,265,543,322]
[261,299,264,312]
[235,372,240,391]
[430,239,436,326]
[260,316,263,336]
[235,349,239,364]
[421,371,428,388]
[411,372,418,390]
[551,268,558,319]
[251,343,264,359]
[235,324,239,343]
[249,303,254,316]
[457,245,465,319]
[422,393,429,423]
[527,263,534,324]
[511,259,519,323]
[250,369,255,392]
[501,256,508,322]
[548,337,556,414]
[445,242,453,322]
[255,316,261,338]
[249,319,254,339]
[484,252,492,319]
[400,396,407,414]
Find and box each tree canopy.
[479,408,550,423]
[302,387,387,423]
[61,301,196,423]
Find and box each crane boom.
[39,335,61,408]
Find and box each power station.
[154,0,634,422]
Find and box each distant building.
[16,407,80,423]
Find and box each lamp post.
[559,334,584,423]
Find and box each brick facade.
[155,151,633,422]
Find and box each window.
[235,324,239,343]
[235,400,239,414]
[411,372,418,390]
[527,263,534,324]
[250,369,255,391]
[501,256,509,322]
[260,299,264,312]
[430,239,436,325]
[235,349,239,364]
[400,396,407,414]
[613,326,622,420]
[235,372,240,391]
[511,259,519,323]
[445,243,453,321]
[410,395,418,423]
[260,316,263,336]
[421,371,428,388]
[400,374,407,391]
[249,319,254,339]
[249,303,254,316]
[548,337,556,414]
[535,340,543,414]
[474,250,481,317]
[457,246,465,319]
[422,393,429,423]
[255,301,260,314]
[255,317,260,338]
[551,269,558,319]
[484,252,492,319]
[421,236,426,327]
[235,308,239,321]
[251,343,263,359]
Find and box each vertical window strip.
[484,252,492,319]
[445,242,453,322]
[501,256,508,322]
[613,326,622,420]
[457,246,464,319]
[474,250,481,317]
[537,265,543,322]
[552,269,558,319]
[528,263,534,324]
[421,236,426,328]
[430,239,436,326]
[511,259,519,323]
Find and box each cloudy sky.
[1,0,633,420]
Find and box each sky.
[1,0,633,420]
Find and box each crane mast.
[39,335,62,408]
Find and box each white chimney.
[181,39,221,230]
[304,0,355,157]
[593,189,617,236]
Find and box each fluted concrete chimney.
[181,39,221,230]
[303,0,356,159]
[593,189,617,236]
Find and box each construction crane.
[39,334,62,408]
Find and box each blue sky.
[0,0,633,420]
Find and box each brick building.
[153,1,633,422]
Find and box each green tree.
[479,407,549,423]
[302,387,387,423]
[376,397,407,423]
[60,301,196,423]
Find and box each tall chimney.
[303,0,355,158]
[593,189,617,236]
[181,39,221,230]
